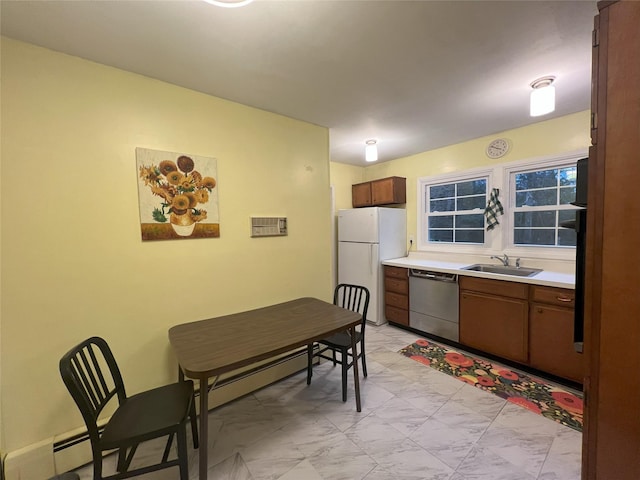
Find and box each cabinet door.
[352,182,372,207]
[384,275,408,295]
[385,265,408,279]
[371,177,406,205]
[529,304,584,383]
[385,291,408,310]
[385,305,409,326]
[459,290,528,363]
[584,4,640,479]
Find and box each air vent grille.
[251,217,287,237]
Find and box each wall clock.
[486,138,510,159]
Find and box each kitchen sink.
[461,264,542,277]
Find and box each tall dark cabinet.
[583,1,640,479]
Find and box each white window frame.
[417,167,498,254]
[501,151,587,261]
[416,150,588,260]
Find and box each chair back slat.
[60,337,126,437]
[71,345,113,412]
[334,284,370,326]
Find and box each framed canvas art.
[136,148,220,241]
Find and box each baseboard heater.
[52,346,313,455]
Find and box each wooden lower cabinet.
[384,266,409,326]
[459,277,581,383]
[529,303,583,383]
[529,285,583,383]
[459,288,528,364]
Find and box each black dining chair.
[59,336,198,480]
[307,283,370,401]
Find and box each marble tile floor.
[74,324,582,480]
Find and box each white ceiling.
[0,0,597,166]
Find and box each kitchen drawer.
[385,266,408,279]
[385,291,409,309]
[385,276,408,295]
[530,285,575,308]
[459,276,528,299]
[385,305,409,326]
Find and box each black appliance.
[560,157,588,353]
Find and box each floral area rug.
[400,339,583,432]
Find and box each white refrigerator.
[338,207,407,325]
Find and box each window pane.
[558,229,577,246]
[430,198,455,212]
[429,230,453,242]
[516,189,557,207]
[515,169,558,190]
[560,167,577,186]
[429,216,453,228]
[510,162,579,249]
[514,229,555,245]
[455,214,484,228]
[559,186,576,205]
[514,210,556,227]
[424,175,488,246]
[457,195,485,211]
[430,184,455,199]
[457,179,486,196]
[455,230,484,243]
[558,209,577,224]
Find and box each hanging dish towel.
[484,188,504,231]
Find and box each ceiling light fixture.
[203,0,254,8]
[365,140,378,162]
[530,76,556,117]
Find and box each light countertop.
[383,255,575,289]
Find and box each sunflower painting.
[136,148,220,241]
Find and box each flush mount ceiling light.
[365,140,378,162]
[203,0,253,7]
[530,76,556,117]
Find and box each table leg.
[198,376,216,480]
[349,326,362,412]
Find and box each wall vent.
[251,217,287,237]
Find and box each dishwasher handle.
[410,269,437,279]
[410,269,458,282]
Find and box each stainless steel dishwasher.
[409,269,459,342]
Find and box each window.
[511,164,578,247]
[424,176,488,245]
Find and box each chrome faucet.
[490,254,509,266]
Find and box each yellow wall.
[331,111,590,241]
[329,161,365,211]
[0,38,332,454]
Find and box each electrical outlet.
[408,234,415,244]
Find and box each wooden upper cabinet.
[351,182,372,207]
[371,177,406,205]
[352,176,406,207]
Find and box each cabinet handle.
[538,308,544,314]
[556,296,573,303]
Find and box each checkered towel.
[484,188,504,231]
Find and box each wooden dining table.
[168,297,363,480]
